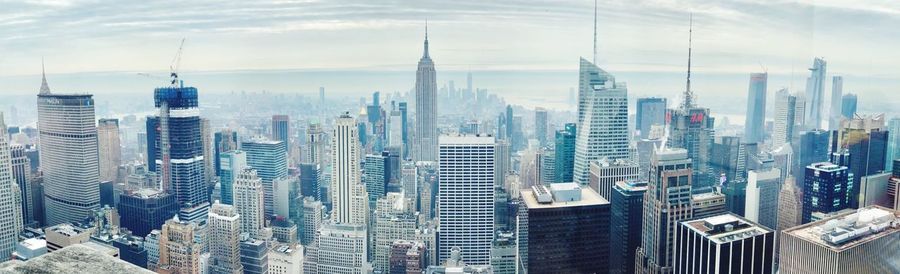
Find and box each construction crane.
[170,38,185,86]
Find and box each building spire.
[39,58,51,95]
[423,20,430,59]
[682,13,694,110]
[593,0,597,65]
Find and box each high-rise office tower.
[387,102,404,152]
[637,148,693,274]
[772,89,797,149]
[636,97,667,140]
[37,72,101,226]
[831,114,888,208]
[610,180,647,274]
[0,114,23,260]
[317,223,368,274]
[242,137,287,218]
[795,129,830,182]
[233,168,265,239]
[299,163,321,200]
[332,113,368,225]
[745,167,782,229]
[117,188,178,238]
[437,135,495,265]
[534,107,548,146]
[398,102,409,159]
[779,206,899,273]
[673,213,775,274]
[300,197,322,246]
[271,115,290,148]
[518,183,610,273]
[744,73,767,143]
[207,201,243,274]
[97,118,122,183]
[304,122,326,166]
[829,76,844,130]
[573,58,629,186]
[776,177,801,231]
[589,158,639,199]
[240,237,269,274]
[887,118,900,171]
[414,26,438,162]
[554,123,577,183]
[802,162,852,223]
[803,57,827,129]
[158,218,201,274]
[201,118,214,186]
[218,150,246,205]
[364,153,388,209]
[841,93,857,119]
[213,129,238,176]
[538,149,556,185]
[152,83,209,223]
[373,193,417,273]
[710,136,747,215]
[9,144,34,226]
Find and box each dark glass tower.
[610,180,647,274]
[802,162,851,223]
[554,123,577,183]
[117,189,179,237]
[636,97,667,139]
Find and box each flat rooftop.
[683,213,772,244]
[784,206,900,252]
[439,135,495,145]
[522,184,609,209]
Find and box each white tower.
[331,113,367,225]
[572,58,629,186]
[233,168,265,239]
[0,113,24,260]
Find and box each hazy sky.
[2,0,899,112]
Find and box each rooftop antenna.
[758,62,768,73]
[593,0,598,64]
[170,38,185,86]
[682,13,694,110]
[39,57,51,95]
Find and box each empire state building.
[413,26,438,162]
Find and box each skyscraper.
[233,168,265,239]
[636,97,667,140]
[589,158,639,199]
[744,72,767,143]
[554,123,576,183]
[242,137,287,218]
[153,83,209,222]
[772,89,796,149]
[271,115,290,148]
[37,72,101,226]
[710,136,747,215]
[9,144,34,226]
[779,206,900,273]
[117,188,178,238]
[317,223,367,274]
[573,58,629,186]
[795,129,830,183]
[637,148,693,274]
[437,135,495,265]
[364,153,388,209]
[841,93,858,119]
[218,150,246,205]
[745,167,782,229]
[802,162,852,223]
[158,218,201,274]
[673,213,775,274]
[332,113,367,225]
[803,57,827,130]
[213,129,239,176]
[829,76,843,130]
[414,26,438,162]
[300,197,322,246]
[304,122,326,167]
[0,114,23,260]
[518,183,610,273]
[207,201,243,274]
[534,107,548,146]
[831,114,888,208]
[610,180,647,274]
[97,118,122,183]
[887,118,900,171]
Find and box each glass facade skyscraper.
[744,73,767,143]
[554,123,576,183]
[242,138,287,218]
[573,58,629,186]
[636,97,667,140]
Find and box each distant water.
[2,69,898,116]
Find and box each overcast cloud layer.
[1,0,899,107]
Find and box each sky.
[2,0,900,113]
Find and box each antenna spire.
[593,0,597,64]
[423,20,430,59]
[39,57,51,95]
[682,13,694,110]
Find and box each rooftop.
[0,244,154,274]
[439,135,495,145]
[784,206,900,252]
[683,213,773,244]
[522,183,609,209]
